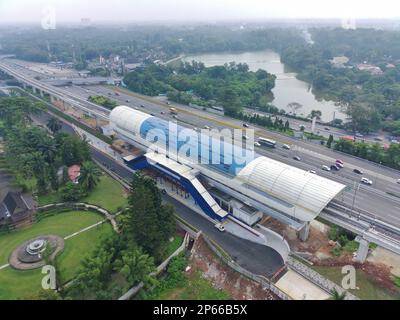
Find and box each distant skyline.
[0,0,399,24]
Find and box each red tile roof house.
[67,165,81,184]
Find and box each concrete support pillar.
[22,83,27,89]
[32,87,37,94]
[298,222,310,242]
[50,95,55,103]
[40,90,44,97]
[354,236,369,263]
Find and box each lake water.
[184,50,346,122]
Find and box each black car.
[330,164,340,171]
[353,168,364,174]
[243,123,249,128]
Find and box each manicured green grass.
[0,212,113,300]
[83,175,128,213]
[312,266,400,300]
[38,174,128,213]
[155,271,231,300]
[0,211,103,265]
[56,222,113,282]
[0,268,43,300]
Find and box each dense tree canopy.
[124,61,276,115]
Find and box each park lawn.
[312,266,400,300]
[154,271,231,300]
[82,174,128,213]
[0,211,104,266]
[0,215,113,300]
[38,174,128,213]
[56,222,113,282]
[0,267,43,300]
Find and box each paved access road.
[32,110,284,278]
[64,84,400,227]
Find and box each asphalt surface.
[3,57,400,227]
[33,110,284,278]
[64,84,400,227]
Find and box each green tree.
[115,247,155,287]
[330,288,347,300]
[120,172,176,261]
[59,182,87,202]
[46,117,62,134]
[327,134,334,148]
[80,161,101,191]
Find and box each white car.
[397,179,400,184]
[322,165,331,171]
[282,144,291,150]
[254,142,261,147]
[203,125,210,130]
[215,223,225,232]
[308,170,316,174]
[335,162,344,168]
[361,177,373,185]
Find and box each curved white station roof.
[110,105,152,135]
[110,106,346,223]
[237,156,345,221]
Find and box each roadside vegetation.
[88,95,117,110]
[139,254,231,300]
[63,172,178,300]
[123,61,276,116]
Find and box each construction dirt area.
[189,235,278,300]
[260,217,400,297]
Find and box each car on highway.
[355,132,364,138]
[322,165,331,171]
[243,123,249,128]
[203,125,210,130]
[254,142,261,147]
[293,156,301,161]
[126,99,130,103]
[214,223,225,232]
[330,164,340,171]
[242,135,249,140]
[282,144,291,150]
[140,104,145,108]
[172,115,178,119]
[166,101,171,105]
[361,177,373,185]
[374,137,383,141]
[324,127,330,131]
[397,179,400,184]
[308,170,316,174]
[160,111,165,115]
[335,161,344,168]
[353,168,363,174]
[336,159,344,165]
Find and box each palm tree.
[46,117,62,134]
[330,288,347,300]
[79,161,101,191]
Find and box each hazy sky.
[0,0,399,24]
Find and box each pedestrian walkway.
[275,269,330,300]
